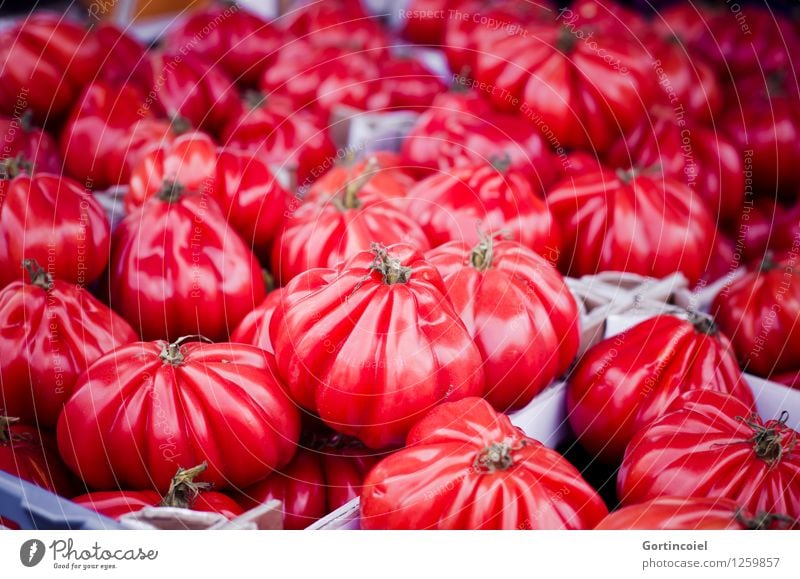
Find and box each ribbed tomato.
[595,496,799,530]
[378,57,446,111]
[73,464,244,521]
[0,167,110,289]
[736,200,800,264]
[303,153,414,204]
[712,256,800,377]
[0,260,136,427]
[109,187,265,341]
[0,13,98,121]
[547,168,717,283]
[567,314,755,463]
[401,91,556,187]
[165,3,284,87]
[273,244,485,448]
[57,339,300,493]
[93,22,152,94]
[361,397,608,529]
[271,172,429,285]
[407,162,559,256]
[618,390,800,519]
[241,443,379,530]
[0,113,60,174]
[426,238,578,411]
[231,289,285,355]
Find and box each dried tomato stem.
[474,441,516,472]
[160,463,213,509]
[159,335,213,366]
[735,510,799,530]
[0,416,19,444]
[340,157,380,210]
[470,236,494,272]
[688,312,719,336]
[23,259,54,291]
[369,244,412,285]
[158,180,186,203]
[0,153,32,180]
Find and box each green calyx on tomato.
[0,416,21,445]
[0,154,33,180]
[556,27,579,53]
[759,252,780,273]
[470,236,495,272]
[335,157,380,210]
[243,90,268,111]
[735,509,799,530]
[157,180,187,203]
[169,115,192,136]
[688,312,719,336]
[368,243,412,285]
[22,259,54,291]
[159,335,212,366]
[160,462,213,509]
[489,154,511,175]
[738,411,796,465]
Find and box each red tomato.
[401,91,557,187]
[361,397,608,529]
[60,82,149,190]
[567,314,755,463]
[407,162,559,256]
[73,463,243,521]
[113,118,190,187]
[606,108,744,224]
[0,169,110,289]
[401,0,457,44]
[143,51,240,137]
[241,444,378,530]
[773,369,800,390]
[722,72,800,196]
[618,390,800,518]
[165,4,284,87]
[596,496,799,530]
[57,339,300,493]
[93,22,152,94]
[271,173,429,285]
[0,416,77,498]
[109,188,266,341]
[0,260,137,427]
[0,13,99,121]
[378,58,446,111]
[221,93,337,187]
[699,232,738,286]
[471,14,655,151]
[712,256,800,377]
[0,113,60,174]
[735,200,800,265]
[304,153,415,204]
[273,244,485,448]
[547,168,717,283]
[231,289,285,355]
[556,151,604,182]
[426,238,578,410]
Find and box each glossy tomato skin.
[606,110,743,224]
[595,496,798,530]
[231,289,285,355]
[547,169,717,284]
[0,114,61,174]
[426,239,579,411]
[60,82,149,191]
[407,163,560,257]
[271,181,429,286]
[165,4,283,87]
[378,58,446,111]
[0,173,110,289]
[361,397,608,529]
[57,340,300,493]
[0,267,137,427]
[73,489,244,520]
[0,418,78,498]
[241,445,379,530]
[109,193,266,342]
[567,315,754,463]
[93,23,152,94]
[736,200,800,264]
[400,91,556,187]
[618,390,800,519]
[221,96,336,187]
[0,13,99,122]
[304,153,415,204]
[712,259,800,377]
[273,244,485,449]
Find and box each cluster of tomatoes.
[0,0,799,530]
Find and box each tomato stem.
[338,157,380,210]
[243,90,267,111]
[169,115,192,136]
[159,335,213,366]
[160,463,213,509]
[735,509,799,530]
[20,110,34,133]
[158,180,186,203]
[0,416,30,445]
[688,312,718,336]
[470,236,495,272]
[368,243,412,285]
[737,411,796,465]
[474,441,517,472]
[759,252,779,273]
[557,27,578,53]
[489,154,511,175]
[0,153,33,180]
[23,259,54,291]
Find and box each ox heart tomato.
[271,165,429,285]
[93,22,152,94]
[0,260,137,427]
[426,238,579,411]
[711,255,800,378]
[360,397,608,529]
[378,57,446,111]
[57,338,300,493]
[73,463,243,521]
[0,112,60,174]
[567,314,755,463]
[273,244,485,448]
[595,496,799,530]
[618,390,800,519]
[304,153,415,204]
[547,167,717,284]
[736,200,800,265]
[110,183,266,341]
[407,161,559,257]
[0,164,110,289]
[0,13,99,121]
[240,442,378,530]
[231,289,285,355]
